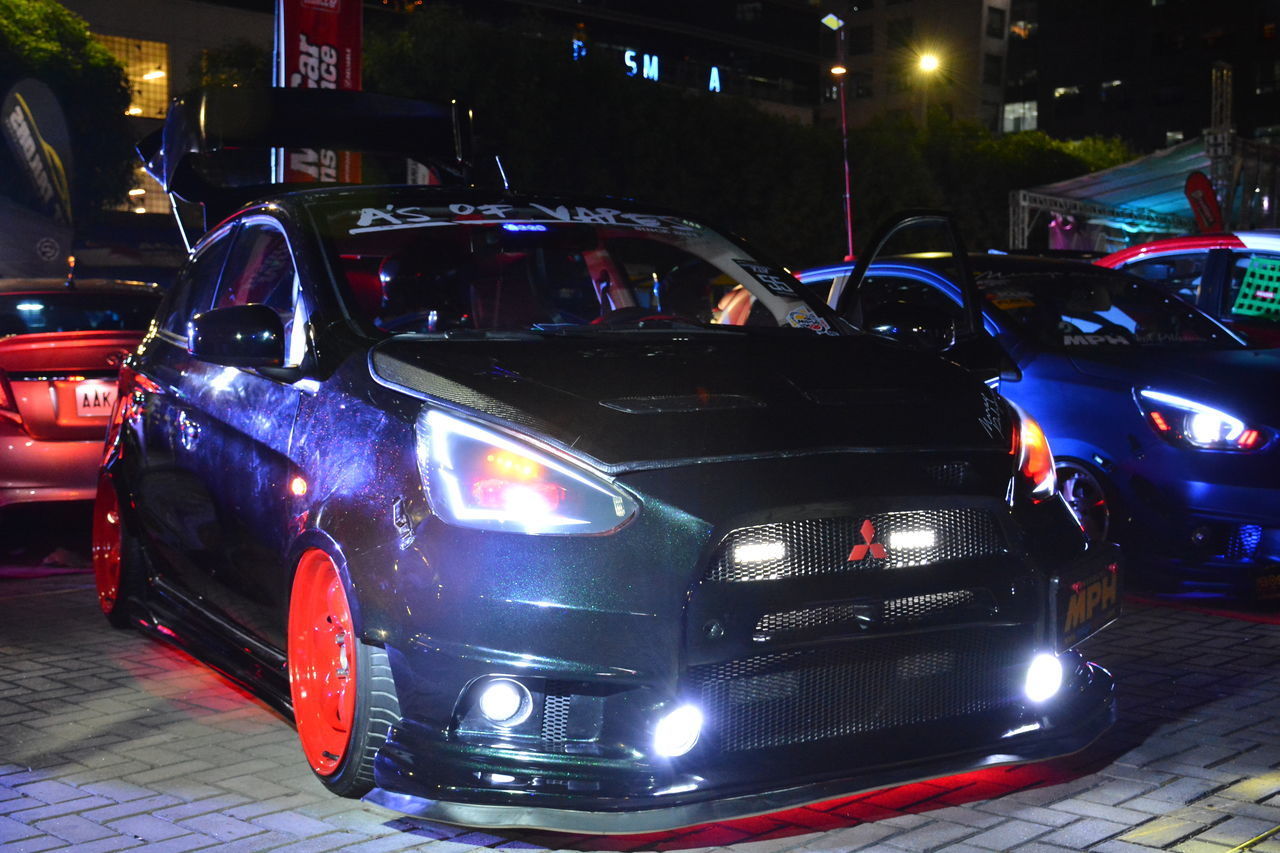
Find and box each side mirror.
[188,304,285,368]
[863,301,957,351]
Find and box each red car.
[1097,232,1280,347]
[0,278,161,511]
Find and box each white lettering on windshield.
[347,204,700,235]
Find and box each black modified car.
[93,89,1119,833]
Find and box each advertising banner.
[1,79,74,225]
[1184,171,1224,233]
[274,0,362,183]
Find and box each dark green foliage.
[0,0,134,221]
[365,7,1132,265]
[191,38,272,89]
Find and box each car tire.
[1055,458,1119,545]
[287,548,400,798]
[92,475,143,629]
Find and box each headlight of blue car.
[1134,389,1270,452]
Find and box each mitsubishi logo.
[848,520,887,561]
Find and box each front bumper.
[369,654,1114,833]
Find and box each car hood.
[371,332,1011,469]
[1067,347,1280,423]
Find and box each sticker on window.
[345,204,701,236]
[785,307,833,334]
[734,259,799,297]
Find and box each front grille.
[541,694,571,743]
[707,509,1005,582]
[753,589,996,641]
[689,628,1025,752]
[1225,525,1263,561]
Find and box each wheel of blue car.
[92,475,142,630]
[1055,459,1114,544]
[287,549,400,798]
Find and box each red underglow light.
[1148,411,1171,432]
[290,476,308,496]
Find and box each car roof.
[0,278,161,296]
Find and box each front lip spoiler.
[365,662,1116,834]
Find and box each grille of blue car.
[1225,525,1263,561]
[688,627,1025,752]
[706,509,1006,582]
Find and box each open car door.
[827,210,1014,386]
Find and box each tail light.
[1009,402,1056,503]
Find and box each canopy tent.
[1009,132,1280,252]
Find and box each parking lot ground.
[4,567,1280,852]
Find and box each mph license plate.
[74,379,116,418]
[1055,560,1121,649]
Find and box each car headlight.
[1135,389,1268,452]
[415,409,638,534]
[1008,401,1057,503]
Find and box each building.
[830,0,1011,131]
[1004,0,1280,152]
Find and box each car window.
[215,223,296,317]
[1121,253,1206,302]
[313,195,829,336]
[862,274,965,321]
[0,292,160,336]
[160,228,232,335]
[215,221,306,368]
[1226,253,1280,323]
[977,270,1239,350]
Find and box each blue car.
[798,254,1280,598]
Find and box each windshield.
[313,195,833,335]
[977,270,1242,351]
[0,291,160,337]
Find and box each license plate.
[1055,560,1121,649]
[1255,572,1280,600]
[74,379,116,418]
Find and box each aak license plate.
[1055,561,1121,649]
[74,379,116,418]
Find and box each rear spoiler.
[138,87,475,245]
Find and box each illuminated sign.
[624,49,659,81]
[709,66,721,92]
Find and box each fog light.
[1024,653,1064,703]
[653,704,702,757]
[477,678,532,726]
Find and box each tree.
[0,0,133,221]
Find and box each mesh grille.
[707,509,1004,582]
[690,628,1024,752]
[1225,525,1263,560]
[541,695,571,743]
[925,462,973,488]
[753,590,994,641]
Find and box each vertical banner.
[1184,171,1224,233]
[274,0,362,183]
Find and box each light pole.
[822,12,855,260]
[918,52,940,126]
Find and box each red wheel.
[92,475,134,628]
[287,549,399,796]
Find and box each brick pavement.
[4,572,1280,852]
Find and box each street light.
[822,13,855,261]
[917,52,940,125]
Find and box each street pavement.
[4,559,1280,851]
